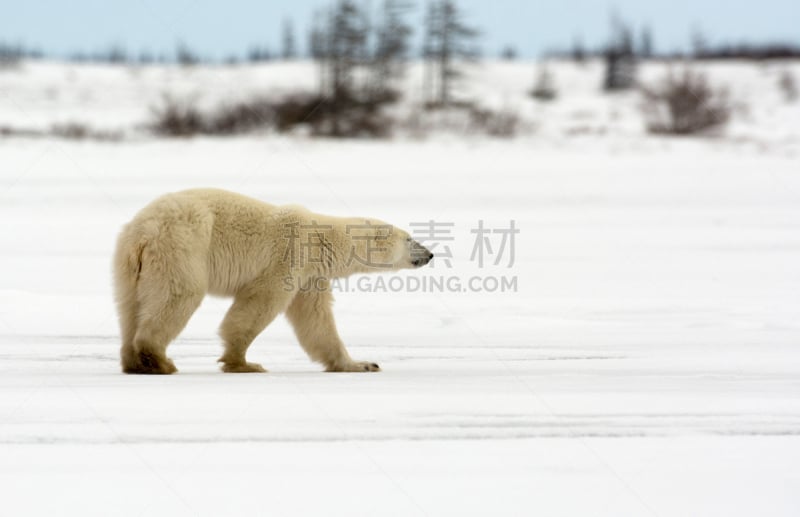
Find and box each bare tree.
[423,0,480,107]
[292,1,413,136]
[138,50,155,64]
[640,27,654,59]
[327,0,369,102]
[571,36,586,64]
[603,15,637,91]
[779,70,798,102]
[421,1,435,105]
[309,1,371,98]
[0,42,23,68]
[370,0,413,102]
[530,63,557,101]
[248,46,271,62]
[282,19,297,60]
[691,27,708,59]
[308,1,373,135]
[107,44,128,64]
[500,46,517,60]
[176,42,199,66]
[309,10,329,95]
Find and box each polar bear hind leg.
[125,244,207,375]
[130,290,204,374]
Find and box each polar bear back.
[122,188,300,297]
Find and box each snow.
[2,59,799,142]
[1,60,800,515]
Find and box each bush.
[150,91,395,138]
[150,96,206,136]
[151,96,275,137]
[468,107,519,137]
[271,92,393,138]
[51,123,88,139]
[207,99,273,134]
[50,123,123,141]
[641,69,731,135]
[0,123,122,141]
[272,94,325,132]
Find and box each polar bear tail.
[113,225,146,372]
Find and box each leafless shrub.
[0,44,22,69]
[50,123,123,141]
[150,96,206,136]
[564,125,608,137]
[51,123,88,139]
[468,107,519,137]
[693,42,800,60]
[0,126,41,137]
[315,96,394,138]
[0,42,44,68]
[270,94,325,132]
[530,65,557,102]
[422,99,474,111]
[269,88,396,138]
[400,103,518,138]
[150,91,393,138]
[641,68,731,135]
[603,17,637,91]
[312,104,393,138]
[0,55,20,69]
[151,95,275,136]
[397,108,426,139]
[779,70,798,102]
[0,123,122,141]
[206,99,274,134]
[397,105,469,137]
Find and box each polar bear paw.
[327,361,381,373]
[123,351,178,375]
[220,362,268,373]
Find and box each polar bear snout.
[409,240,434,268]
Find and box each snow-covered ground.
[1,59,799,143]
[1,61,799,515]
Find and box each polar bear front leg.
[286,281,380,372]
[218,287,294,373]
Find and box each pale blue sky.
[1,0,798,59]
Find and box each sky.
[1,0,798,60]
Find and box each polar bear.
[113,188,433,375]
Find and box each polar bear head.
[282,209,434,278]
[342,220,434,273]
